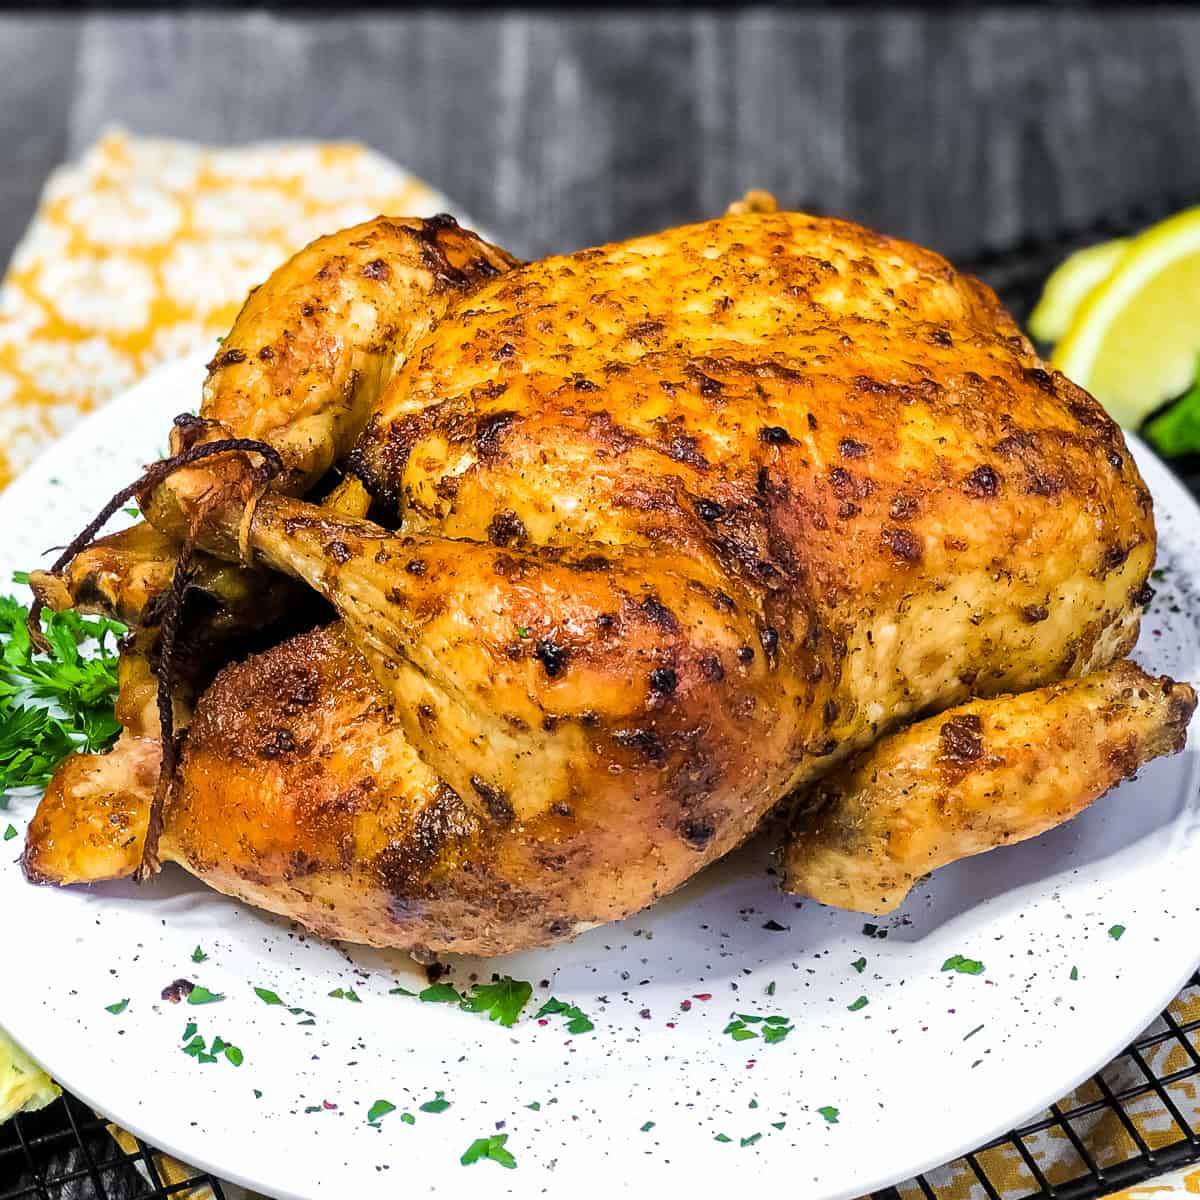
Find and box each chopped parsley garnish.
[418,982,461,1004]
[765,981,776,996]
[640,1120,655,1132]
[851,957,867,973]
[724,1012,793,1043]
[771,1121,786,1130]
[180,1026,241,1067]
[526,1101,541,1111]
[190,946,207,964]
[1070,965,1079,981]
[122,506,140,518]
[724,1019,758,1042]
[3,824,15,841]
[400,1112,415,1125]
[254,987,284,1006]
[536,996,594,1034]
[941,954,985,976]
[419,1090,451,1114]
[367,1100,396,1125]
[182,1035,207,1059]
[516,626,530,639]
[105,999,129,1015]
[388,986,416,996]
[460,977,533,1027]
[328,987,361,1002]
[186,985,224,1005]
[749,1098,758,1109]
[964,1024,984,1041]
[714,1133,732,1143]
[817,1106,840,1124]
[0,593,125,792]
[847,995,868,1012]
[1108,924,1126,941]
[740,1133,762,1148]
[460,1133,517,1169]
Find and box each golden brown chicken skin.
[141,214,519,551]
[782,662,1196,914]
[23,208,1193,955]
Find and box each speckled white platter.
[2,351,1199,1200]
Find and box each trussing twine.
[26,433,285,880]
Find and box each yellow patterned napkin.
[2,130,1198,1200]
[0,127,447,1200]
[0,127,444,489]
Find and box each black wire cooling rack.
[3,199,1200,1200]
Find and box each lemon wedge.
[1028,238,1126,344]
[0,1025,59,1124]
[1052,207,1200,428]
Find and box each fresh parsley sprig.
[0,589,125,795]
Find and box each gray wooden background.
[3,9,1200,271]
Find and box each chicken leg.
[780,662,1196,913]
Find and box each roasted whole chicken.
[22,201,1195,956]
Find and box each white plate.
[2,351,1199,1200]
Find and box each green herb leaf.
[327,987,361,1002]
[1070,965,1079,981]
[1145,363,1200,458]
[723,1019,759,1042]
[105,999,129,1015]
[418,982,461,1005]
[740,1133,762,1147]
[847,995,868,1012]
[0,595,125,792]
[1108,924,1126,941]
[851,957,867,973]
[182,1022,197,1042]
[460,977,533,1027]
[762,1022,794,1044]
[941,954,985,976]
[186,985,224,1005]
[190,946,207,963]
[714,1133,732,1143]
[254,987,284,1006]
[3,824,16,841]
[181,1035,206,1058]
[640,1120,655,1132]
[817,1106,840,1124]
[400,1112,415,1125]
[526,1101,541,1111]
[367,1099,396,1125]
[460,1133,516,1169]
[771,1121,786,1130]
[388,986,416,996]
[224,1044,244,1067]
[419,1090,451,1114]
[535,996,594,1034]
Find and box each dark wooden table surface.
[4,8,1200,272]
